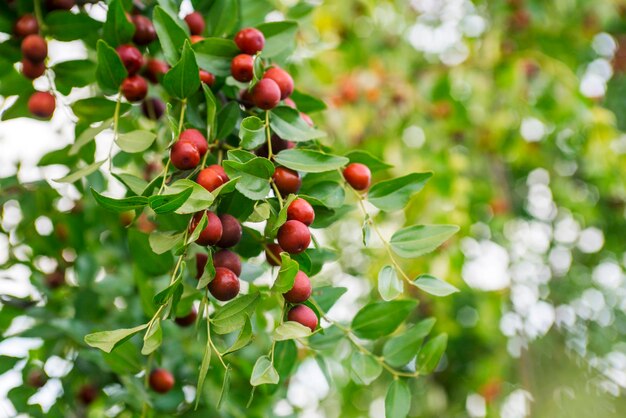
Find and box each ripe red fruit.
[21,58,45,79]
[192,211,223,246]
[265,243,283,266]
[196,252,208,279]
[300,112,314,127]
[116,44,144,76]
[263,67,294,99]
[28,91,55,119]
[184,12,205,36]
[209,267,240,301]
[287,305,318,331]
[234,27,265,55]
[179,128,208,156]
[231,54,254,82]
[144,59,169,84]
[46,0,75,10]
[252,78,281,110]
[131,15,157,45]
[199,70,215,86]
[26,369,47,388]
[272,167,301,195]
[149,369,175,393]
[170,140,200,170]
[14,14,38,38]
[283,271,312,303]
[240,89,254,108]
[197,165,228,192]
[277,220,311,254]
[21,35,47,63]
[343,163,372,191]
[121,75,148,102]
[213,249,242,276]
[175,307,197,327]
[216,214,242,248]
[141,98,165,120]
[207,164,228,181]
[77,384,99,405]
[287,198,315,226]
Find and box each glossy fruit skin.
[121,75,148,102]
[144,59,169,84]
[283,271,312,303]
[287,198,315,226]
[194,211,223,246]
[231,54,254,82]
[184,12,205,36]
[272,167,301,195]
[170,141,200,170]
[131,15,157,45]
[265,243,283,266]
[255,134,293,158]
[21,35,47,63]
[28,92,55,119]
[216,214,242,248]
[77,384,98,405]
[116,44,144,76]
[179,128,208,156]
[263,67,294,99]
[149,369,175,394]
[21,58,45,79]
[287,305,318,331]
[343,163,372,191]
[197,166,227,192]
[14,14,38,37]
[234,27,265,55]
[213,249,242,276]
[209,267,240,301]
[199,70,215,86]
[141,98,165,120]
[196,252,208,278]
[277,220,311,254]
[175,307,197,327]
[252,78,281,110]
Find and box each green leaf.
[273,321,312,341]
[385,380,411,418]
[257,21,298,58]
[368,173,433,212]
[195,319,212,408]
[223,316,253,355]
[345,150,393,173]
[91,188,149,212]
[273,252,299,292]
[103,0,135,47]
[383,318,436,368]
[417,334,447,373]
[351,300,418,340]
[53,59,97,95]
[163,40,201,99]
[378,265,403,301]
[411,274,459,297]
[45,11,101,42]
[165,179,214,214]
[116,130,157,153]
[239,116,266,149]
[148,187,193,214]
[197,248,216,289]
[311,286,346,312]
[274,149,348,173]
[203,84,217,139]
[153,6,189,65]
[141,319,162,355]
[153,279,183,306]
[216,366,231,409]
[270,106,326,141]
[350,351,382,385]
[72,98,130,123]
[112,173,148,195]
[389,225,459,258]
[250,356,279,386]
[216,101,240,139]
[149,230,185,255]
[290,90,327,113]
[193,38,239,77]
[205,0,239,37]
[84,324,148,353]
[266,194,297,236]
[70,119,112,155]
[54,160,106,183]
[223,156,274,200]
[300,182,345,208]
[211,292,260,334]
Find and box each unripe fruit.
[287,305,318,331]
[213,249,242,276]
[28,92,55,119]
[119,210,135,227]
[263,67,294,99]
[26,369,47,388]
[342,163,371,191]
[184,12,205,36]
[170,140,200,170]
[179,128,208,156]
[234,27,265,55]
[231,54,254,82]
[144,59,169,84]
[21,58,45,79]
[21,35,47,63]
[216,214,242,248]
[272,167,301,195]
[287,198,315,226]
[196,165,228,192]
[131,15,157,45]
[116,44,144,76]
[209,267,240,301]
[265,243,283,266]
[175,307,197,327]
[77,384,98,405]
[199,70,215,86]
[252,78,281,110]
[192,211,223,246]
[283,271,312,303]
[149,369,175,393]
[14,14,38,38]
[196,252,208,279]
[190,35,204,44]
[46,0,75,10]
[121,75,148,102]
[141,98,165,120]
[277,220,310,254]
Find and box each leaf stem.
[270,180,284,208]
[108,92,123,170]
[265,111,273,159]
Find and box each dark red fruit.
[209,267,240,301]
[149,369,175,393]
[213,249,242,276]
[255,134,293,158]
[240,89,254,108]
[21,58,45,79]
[141,98,165,120]
[283,271,312,303]
[121,75,148,102]
[287,198,315,226]
[14,14,38,38]
[216,214,242,248]
[179,128,208,156]
[28,92,55,119]
[116,44,144,76]
[21,35,47,63]
[263,67,294,99]
[199,70,215,86]
[170,140,200,170]
[184,12,205,36]
[196,165,228,192]
[44,269,65,289]
[192,211,223,246]
[131,15,157,45]
[196,252,208,279]
[272,167,301,195]
[277,220,310,254]
[175,307,197,327]
[231,54,254,82]
[265,243,283,266]
[252,78,281,110]
[343,163,371,191]
[77,384,99,405]
[287,305,318,331]
[144,59,169,84]
[26,369,47,388]
[46,0,75,10]
[234,27,265,55]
